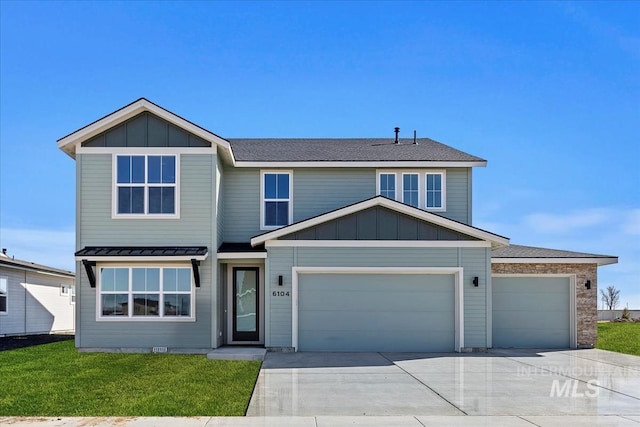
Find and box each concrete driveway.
[247,349,640,418]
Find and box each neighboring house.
[0,250,75,336]
[57,98,617,352]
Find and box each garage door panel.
[493,277,571,349]
[299,290,453,312]
[298,273,456,352]
[299,329,455,352]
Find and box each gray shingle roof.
[75,246,208,257]
[0,255,75,277]
[228,138,485,162]
[492,244,617,259]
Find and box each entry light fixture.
[278,275,283,286]
[472,276,479,287]
[585,280,591,290]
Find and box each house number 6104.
[272,291,290,297]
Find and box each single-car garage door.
[298,273,455,352]
[492,276,572,348]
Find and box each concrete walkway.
[2,415,640,426]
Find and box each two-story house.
[58,98,617,353]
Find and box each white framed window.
[426,172,445,209]
[378,173,396,199]
[0,276,7,314]
[376,170,446,211]
[260,170,293,229]
[113,154,179,218]
[98,265,194,321]
[61,284,70,296]
[70,285,76,305]
[402,173,419,207]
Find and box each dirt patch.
[0,334,74,351]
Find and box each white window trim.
[60,284,70,296]
[376,169,447,212]
[425,171,446,211]
[260,170,293,230]
[0,276,7,315]
[70,285,76,305]
[96,263,195,322]
[377,172,397,200]
[112,154,181,219]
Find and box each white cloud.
[623,209,640,235]
[524,209,610,234]
[0,227,75,272]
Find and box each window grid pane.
[403,174,419,207]
[380,174,396,199]
[426,173,443,208]
[263,172,290,226]
[116,155,176,216]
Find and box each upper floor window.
[114,155,178,217]
[261,171,292,229]
[379,173,396,199]
[0,277,7,314]
[99,266,193,320]
[402,173,419,207]
[376,170,446,211]
[426,173,444,209]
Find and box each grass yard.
[0,340,261,416]
[596,322,640,356]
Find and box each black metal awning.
[76,246,208,288]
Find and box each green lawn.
[596,322,640,356]
[0,340,261,416]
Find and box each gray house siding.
[224,167,472,243]
[76,153,216,349]
[265,246,489,349]
[0,267,75,336]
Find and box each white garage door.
[492,276,572,348]
[297,273,456,352]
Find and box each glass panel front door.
[232,267,259,342]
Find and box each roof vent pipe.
[394,127,400,144]
[1,248,6,256]
[413,130,418,145]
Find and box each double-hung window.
[425,173,444,209]
[402,173,419,207]
[99,266,193,320]
[115,155,178,217]
[376,170,446,211]
[261,171,292,228]
[0,277,7,314]
[379,173,396,199]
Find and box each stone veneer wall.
[491,263,598,348]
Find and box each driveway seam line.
[502,356,640,402]
[618,414,640,424]
[414,415,427,426]
[518,415,542,426]
[378,352,468,416]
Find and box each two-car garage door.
[492,276,572,348]
[297,273,456,352]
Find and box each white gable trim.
[236,161,487,168]
[265,240,491,248]
[250,196,509,248]
[57,98,233,160]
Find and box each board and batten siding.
[265,246,490,349]
[76,153,217,349]
[223,167,472,242]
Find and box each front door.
[232,267,260,342]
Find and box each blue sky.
[1,1,638,307]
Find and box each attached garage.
[492,276,575,349]
[293,268,463,352]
